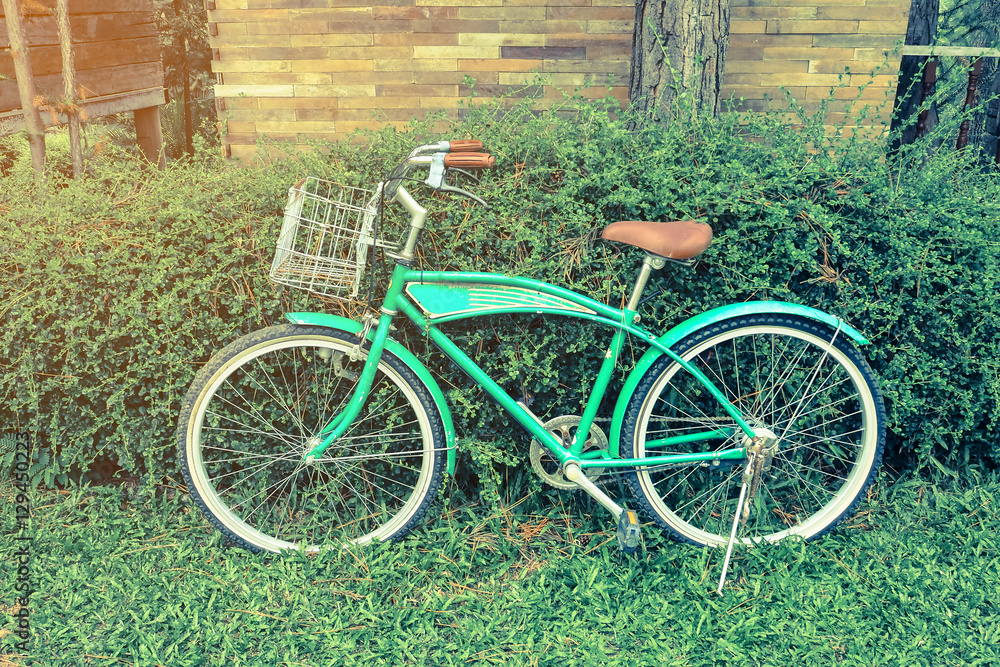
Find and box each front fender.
[284,312,457,475]
[608,302,870,456]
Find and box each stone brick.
[858,21,908,35]
[296,108,342,122]
[226,120,257,133]
[247,20,329,34]
[502,46,586,59]
[375,33,460,46]
[377,84,459,96]
[459,33,546,47]
[411,20,500,33]
[416,0,501,5]
[326,20,410,33]
[731,21,767,34]
[222,72,331,85]
[288,8,374,20]
[756,73,847,87]
[373,6,457,19]
[210,9,289,22]
[812,34,901,48]
[226,83,304,98]
[228,108,296,122]
[732,7,817,20]
[498,20,581,34]
[547,7,632,20]
[587,20,632,33]
[413,45,500,59]
[292,84,376,97]
[375,59,459,72]
[259,97,339,109]
[817,6,908,21]
[291,60,374,73]
[585,44,632,60]
[324,47,411,59]
[460,58,544,72]
[767,21,859,35]
[543,59,629,75]
[547,33,631,47]
[732,0,865,5]
[726,60,809,74]
[289,34,373,47]
[459,6,545,19]
[762,47,854,61]
[213,59,292,72]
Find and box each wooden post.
[1,0,46,179]
[134,106,166,169]
[915,57,937,139]
[956,58,983,151]
[55,0,83,177]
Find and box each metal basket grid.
[269,178,395,300]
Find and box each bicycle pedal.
[616,510,642,554]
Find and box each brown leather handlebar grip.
[448,140,484,152]
[444,152,495,169]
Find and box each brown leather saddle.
[601,219,712,261]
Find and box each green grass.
[2,473,1000,666]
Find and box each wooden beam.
[900,45,1000,58]
[134,105,165,169]
[0,87,166,136]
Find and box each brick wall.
[208,0,910,159]
[723,0,910,129]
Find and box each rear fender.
[608,302,869,456]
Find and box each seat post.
[625,253,666,311]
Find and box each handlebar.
[382,140,495,261]
[383,139,495,205]
[443,152,495,169]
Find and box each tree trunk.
[629,0,731,118]
[969,0,999,162]
[55,0,83,177]
[2,0,46,179]
[890,0,942,149]
[174,0,194,155]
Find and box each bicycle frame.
[300,257,755,460]
[293,183,871,518]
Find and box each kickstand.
[717,479,749,595]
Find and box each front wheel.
[177,324,446,553]
[622,314,885,547]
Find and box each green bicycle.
[176,140,886,576]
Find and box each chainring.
[529,415,609,490]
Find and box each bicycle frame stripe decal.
[405,282,597,319]
[402,271,623,322]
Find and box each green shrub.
[2,87,999,490]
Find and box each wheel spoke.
[178,326,444,553]
[624,316,884,547]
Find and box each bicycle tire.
[177,324,446,553]
[621,314,885,547]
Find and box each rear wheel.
[177,325,446,553]
[622,314,885,547]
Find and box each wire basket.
[269,177,396,301]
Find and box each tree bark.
[2,0,46,179]
[890,0,942,149]
[55,0,83,177]
[969,0,999,161]
[174,0,194,155]
[629,0,731,118]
